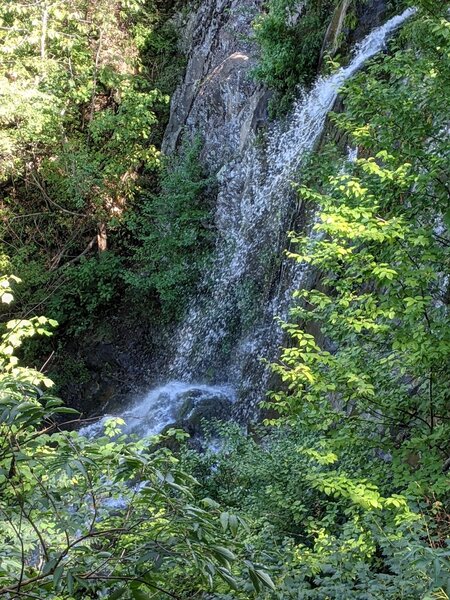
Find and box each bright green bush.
[182,422,450,599]
[265,0,450,498]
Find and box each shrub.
[253,0,337,116]
[125,137,216,319]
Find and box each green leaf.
[132,589,151,600]
[256,569,276,590]
[217,568,240,591]
[66,572,74,595]
[202,497,220,508]
[229,514,239,536]
[212,546,236,562]
[42,557,58,575]
[248,568,261,593]
[220,511,229,531]
[53,565,64,588]
[444,209,450,230]
[109,587,127,600]
[55,407,79,414]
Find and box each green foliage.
[0,0,159,328]
[0,283,279,599]
[254,5,450,596]
[125,137,215,319]
[48,252,125,334]
[0,0,162,190]
[252,0,412,116]
[182,422,450,599]
[140,13,187,99]
[265,2,450,497]
[252,0,336,116]
[2,2,450,599]
[0,0,193,338]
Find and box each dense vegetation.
[0,283,272,598]
[0,0,213,340]
[0,0,449,598]
[253,0,339,115]
[253,0,408,116]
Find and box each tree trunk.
[97,222,107,253]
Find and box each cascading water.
[168,8,415,406]
[84,8,415,436]
[81,381,235,437]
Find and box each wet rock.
[175,388,233,437]
[84,342,118,372]
[149,387,233,451]
[55,307,174,418]
[320,0,352,62]
[319,0,389,68]
[349,0,388,47]
[163,0,268,171]
[176,388,210,420]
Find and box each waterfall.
[83,8,415,437]
[169,9,415,403]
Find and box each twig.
[56,236,97,270]
[39,351,55,373]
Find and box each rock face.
[164,0,389,168]
[351,0,389,45]
[320,0,353,62]
[320,0,389,64]
[58,317,164,418]
[163,0,268,170]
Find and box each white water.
[169,9,415,405]
[84,9,415,435]
[80,381,235,438]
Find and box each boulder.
[175,388,233,437]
